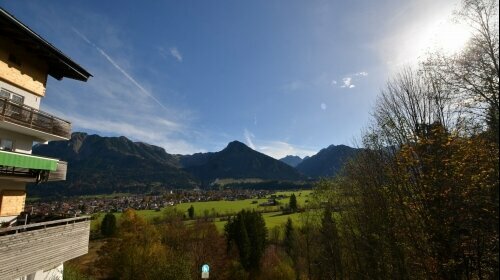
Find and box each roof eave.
[0,8,92,82]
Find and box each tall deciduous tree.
[426,0,499,142]
[100,209,193,280]
[312,1,499,276]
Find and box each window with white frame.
[0,89,10,99]
[0,139,14,151]
[0,88,24,105]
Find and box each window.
[0,89,10,99]
[0,88,24,104]
[0,89,24,117]
[0,139,13,151]
[11,93,24,105]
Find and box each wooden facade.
[0,39,48,97]
[0,190,25,217]
[0,217,90,280]
[0,8,92,279]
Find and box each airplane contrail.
[72,27,169,111]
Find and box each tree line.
[310,0,499,278]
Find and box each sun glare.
[385,7,475,71]
[418,18,473,56]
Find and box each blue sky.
[1,0,464,158]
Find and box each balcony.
[0,216,90,280]
[0,97,71,141]
[0,150,67,182]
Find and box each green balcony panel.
[0,150,58,171]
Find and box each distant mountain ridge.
[30,133,306,196]
[181,141,304,186]
[279,155,303,167]
[30,132,197,196]
[29,132,359,196]
[296,144,360,178]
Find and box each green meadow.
[91,190,312,232]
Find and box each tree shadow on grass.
[268,212,293,217]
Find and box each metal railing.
[48,160,67,181]
[0,216,90,235]
[0,216,90,279]
[0,97,71,139]
[0,160,67,182]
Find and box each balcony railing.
[0,97,71,139]
[0,216,90,279]
[0,150,67,182]
[48,160,67,181]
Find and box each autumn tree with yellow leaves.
[314,0,498,278]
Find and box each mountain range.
[29,132,359,196]
[296,145,359,177]
[30,133,197,196]
[180,141,303,185]
[279,155,304,167]
[279,145,360,177]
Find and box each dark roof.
[0,8,92,81]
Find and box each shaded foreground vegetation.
[72,208,305,279]
[308,1,499,278]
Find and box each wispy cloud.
[258,141,316,159]
[43,101,199,154]
[33,19,201,154]
[320,102,327,110]
[244,129,256,150]
[71,27,92,44]
[333,71,368,89]
[169,47,183,62]
[341,77,355,88]
[284,72,366,92]
[73,27,169,111]
[242,129,316,159]
[157,46,169,59]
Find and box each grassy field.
[92,209,304,232]
[275,190,312,205]
[174,198,278,216]
[78,193,134,199]
[174,190,312,216]
[212,211,303,232]
[91,190,313,232]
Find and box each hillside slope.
[296,145,359,178]
[279,155,303,167]
[29,134,308,196]
[181,141,304,186]
[30,133,197,196]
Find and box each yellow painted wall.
[0,190,26,217]
[0,179,26,217]
[0,37,48,97]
